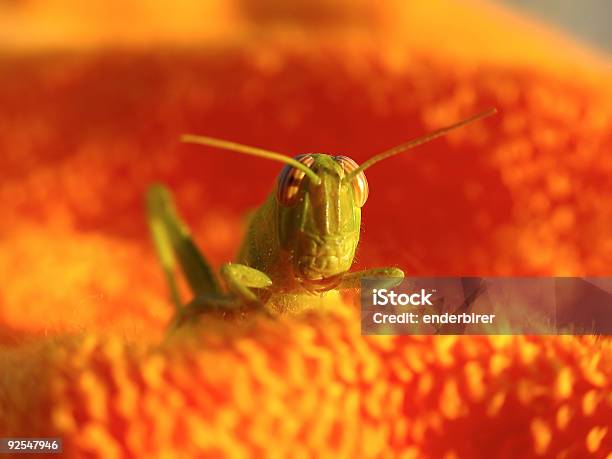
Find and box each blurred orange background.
[0,1,610,458]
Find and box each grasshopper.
[146,109,495,325]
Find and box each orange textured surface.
[0,0,611,458]
[2,313,611,458]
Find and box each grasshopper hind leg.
[146,184,223,313]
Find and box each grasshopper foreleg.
[339,267,404,290]
[220,263,272,303]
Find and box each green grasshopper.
[146,109,495,325]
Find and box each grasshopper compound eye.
[335,156,369,207]
[277,154,315,206]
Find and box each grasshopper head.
[276,154,367,291]
[181,108,496,293]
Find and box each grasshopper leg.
[339,267,404,290]
[220,263,272,303]
[171,292,239,328]
[146,184,222,311]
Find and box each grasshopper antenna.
[181,134,322,185]
[344,108,497,183]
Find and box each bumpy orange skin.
[2,310,611,458]
[0,1,611,457]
